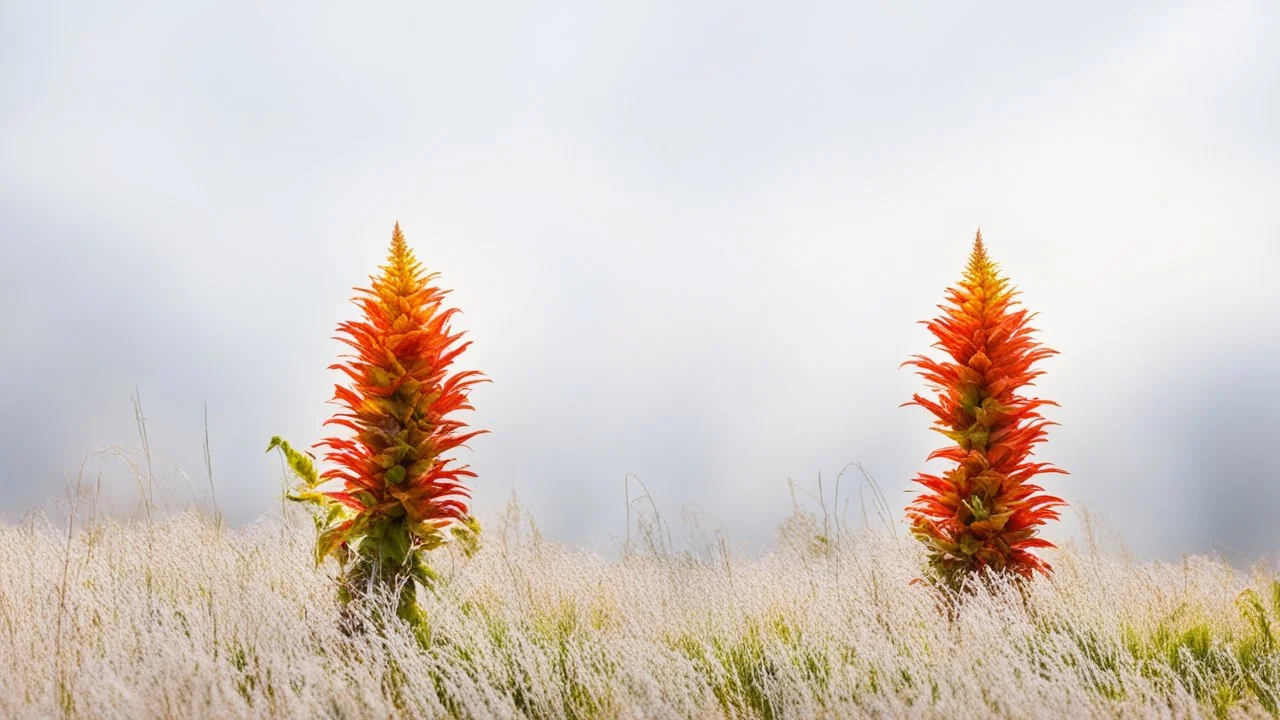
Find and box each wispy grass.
[0,498,1276,719]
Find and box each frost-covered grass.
[1,500,1278,719]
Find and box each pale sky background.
[1,1,1277,561]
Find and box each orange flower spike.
[317,222,488,550]
[268,222,487,633]
[903,231,1066,585]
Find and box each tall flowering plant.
[903,231,1065,586]
[270,223,486,625]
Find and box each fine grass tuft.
[0,506,1277,719]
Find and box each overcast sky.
[2,0,1277,560]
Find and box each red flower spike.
[267,224,488,631]
[903,231,1066,585]
[320,223,489,543]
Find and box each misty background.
[1,1,1277,561]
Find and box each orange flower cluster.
[271,222,486,627]
[904,231,1065,583]
[315,223,486,563]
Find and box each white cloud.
[1,0,1276,558]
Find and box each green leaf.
[967,425,989,451]
[961,495,989,521]
[451,515,483,558]
[412,554,441,589]
[316,524,350,565]
[381,521,412,566]
[325,504,348,525]
[286,488,328,507]
[266,436,319,487]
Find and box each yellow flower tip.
[387,221,417,271]
[965,228,998,281]
[389,221,407,253]
[970,228,988,261]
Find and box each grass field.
[1,497,1277,719]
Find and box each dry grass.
[0,496,1277,720]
